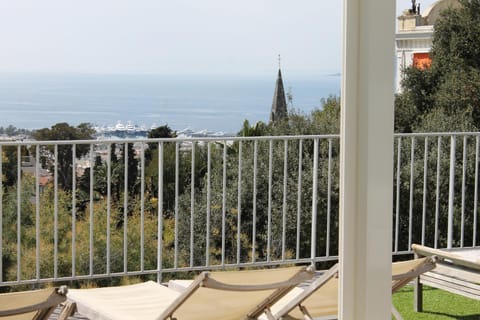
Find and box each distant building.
[270,68,288,123]
[395,0,461,92]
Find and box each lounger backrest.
[0,287,67,320]
[270,264,339,320]
[273,258,436,320]
[158,266,313,320]
[391,257,436,292]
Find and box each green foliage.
[238,95,340,136]
[432,0,480,74]
[148,125,175,139]
[396,0,480,132]
[32,123,95,190]
[1,146,18,187]
[0,125,32,136]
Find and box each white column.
[339,0,395,319]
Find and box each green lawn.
[393,285,480,319]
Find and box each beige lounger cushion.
[67,281,180,320]
[161,267,309,320]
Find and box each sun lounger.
[412,244,480,311]
[260,257,436,320]
[0,286,67,320]
[60,266,314,320]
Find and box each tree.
[148,125,175,140]
[431,0,480,74]
[396,0,480,132]
[33,122,95,190]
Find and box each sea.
[0,73,340,134]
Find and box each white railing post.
[461,136,467,247]
[17,145,21,282]
[35,145,40,280]
[311,138,319,263]
[190,142,195,268]
[0,145,2,283]
[474,136,479,247]
[296,140,303,260]
[395,137,402,252]
[72,144,76,278]
[236,141,242,265]
[124,143,129,274]
[408,138,415,249]
[157,142,164,282]
[447,136,456,248]
[174,142,179,269]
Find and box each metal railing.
[1,132,480,287]
[393,132,480,254]
[0,135,340,287]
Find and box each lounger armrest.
[412,244,480,271]
[0,286,67,317]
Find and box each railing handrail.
[395,132,480,137]
[0,134,340,146]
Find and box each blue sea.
[0,73,340,133]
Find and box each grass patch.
[393,285,480,319]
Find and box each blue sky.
[0,0,436,76]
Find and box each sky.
[0,0,438,76]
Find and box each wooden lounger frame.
[412,244,480,312]
[0,286,67,320]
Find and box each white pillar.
[339,0,395,319]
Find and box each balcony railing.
[0,135,340,287]
[0,132,479,287]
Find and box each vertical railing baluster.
[311,139,319,263]
[282,140,288,261]
[252,141,257,263]
[89,144,94,276]
[421,137,428,246]
[190,142,195,268]
[35,145,40,280]
[267,140,273,262]
[296,140,303,260]
[174,142,179,269]
[206,142,211,267]
[124,142,128,273]
[435,137,442,248]
[326,139,332,257]
[395,137,402,252]
[221,141,227,266]
[236,141,242,265]
[474,136,479,247]
[157,142,164,282]
[0,145,2,282]
[107,144,111,274]
[54,145,58,279]
[447,136,456,249]
[408,137,415,249]
[72,144,76,277]
[140,143,145,272]
[461,136,467,247]
[17,145,21,282]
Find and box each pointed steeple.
[270,67,288,124]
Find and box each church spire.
[270,56,288,124]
